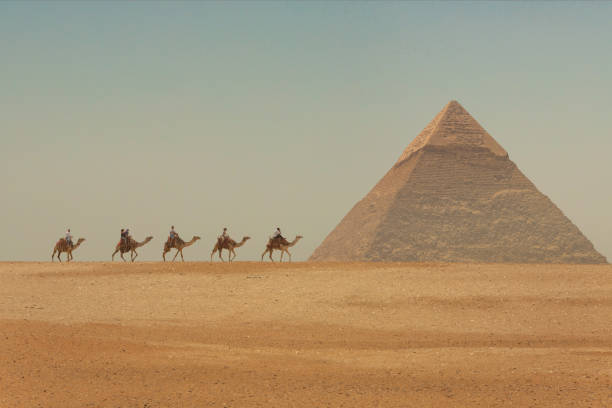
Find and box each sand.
[1,261,611,407]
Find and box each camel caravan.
[51,226,302,263]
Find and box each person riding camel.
[271,227,285,243]
[65,228,73,247]
[168,225,178,246]
[218,227,229,246]
[121,228,130,246]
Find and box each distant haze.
[1,2,611,262]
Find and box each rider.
[218,227,229,245]
[121,228,129,245]
[271,227,284,242]
[169,225,177,246]
[65,228,73,247]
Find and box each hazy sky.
[1,1,611,262]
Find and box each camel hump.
[269,236,290,246]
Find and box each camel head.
[242,236,251,241]
[143,236,154,243]
[287,235,303,247]
[76,238,86,245]
[193,236,201,241]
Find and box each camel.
[52,238,86,262]
[261,235,303,262]
[112,236,153,262]
[163,235,200,262]
[210,236,251,262]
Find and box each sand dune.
[1,262,611,407]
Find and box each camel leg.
[112,249,119,261]
[131,250,138,262]
[219,249,225,262]
[280,250,284,262]
[163,249,168,261]
[120,252,126,262]
[261,247,275,262]
[210,243,219,262]
[280,249,290,262]
[230,248,236,262]
[52,249,56,262]
[57,252,62,263]
[172,248,185,262]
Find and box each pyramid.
[310,101,607,263]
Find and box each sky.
[1,1,611,262]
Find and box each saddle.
[270,236,289,246]
[119,237,129,249]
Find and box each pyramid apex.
[441,100,464,114]
[397,101,507,163]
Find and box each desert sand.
[1,261,611,407]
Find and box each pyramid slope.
[309,150,424,262]
[310,101,606,264]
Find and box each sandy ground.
[1,262,611,407]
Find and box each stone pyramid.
[310,101,606,263]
